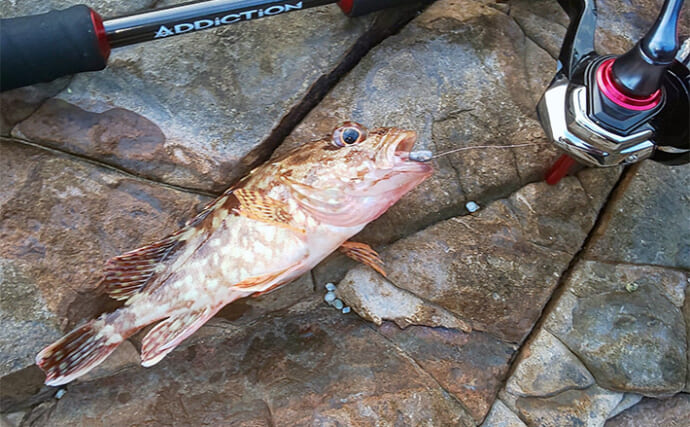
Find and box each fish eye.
[332,122,368,148]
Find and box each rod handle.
[0,5,111,92]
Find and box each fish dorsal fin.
[339,241,387,277]
[233,188,303,231]
[104,190,237,301]
[140,307,221,367]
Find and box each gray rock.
[280,0,562,245]
[513,384,623,427]
[546,261,687,397]
[506,329,594,398]
[336,266,472,331]
[9,2,398,193]
[351,177,600,343]
[588,162,690,270]
[606,393,644,420]
[481,399,527,427]
[0,261,61,378]
[685,284,690,393]
[605,393,690,427]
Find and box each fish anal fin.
[233,189,303,232]
[140,307,220,367]
[340,241,387,277]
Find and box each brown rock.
[604,393,690,427]
[506,329,594,398]
[10,4,413,193]
[360,177,598,343]
[0,139,207,374]
[513,385,623,427]
[336,267,471,331]
[378,322,516,422]
[280,0,562,245]
[28,301,476,426]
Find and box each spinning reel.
[538,0,689,183]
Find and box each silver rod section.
[103,0,335,48]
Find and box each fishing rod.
[0,0,413,91]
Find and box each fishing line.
[431,143,549,159]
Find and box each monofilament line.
[432,143,549,159]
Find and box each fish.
[35,122,433,386]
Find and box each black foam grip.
[0,5,109,91]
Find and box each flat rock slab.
[339,176,603,344]
[26,301,476,426]
[588,162,690,269]
[0,139,207,375]
[5,2,407,193]
[605,393,690,427]
[279,0,563,245]
[544,261,688,397]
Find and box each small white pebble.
[333,299,344,310]
[466,201,480,213]
[55,389,66,399]
[342,306,351,314]
[409,150,433,162]
[325,283,336,292]
[324,291,336,303]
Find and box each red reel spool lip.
[337,0,354,15]
[597,58,661,111]
[90,9,111,60]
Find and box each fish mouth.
[386,130,433,175]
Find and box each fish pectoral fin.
[233,188,303,233]
[140,307,221,367]
[232,268,291,292]
[339,241,387,277]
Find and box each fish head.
[278,122,433,227]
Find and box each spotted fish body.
[36,124,432,385]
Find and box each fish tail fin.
[36,318,128,386]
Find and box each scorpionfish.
[36,122,432,385]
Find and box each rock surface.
[588,162,690,269]
[0,139,207,376]
[545,261,687,397]
[21,300,477,426]
[5,2,416,193]
[605,393,690,427]
[2,0,689,425]
[338,177,602,344]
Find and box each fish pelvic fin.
[339,241,387,277]
[104,189,239,301]
[140,307,222,367]
[36,318,128,386]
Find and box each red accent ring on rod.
[597,58,661,111]
[90,9,111,61]
[337,0,354,15]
